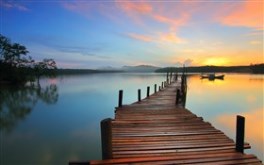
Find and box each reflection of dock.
[70,74,262,165]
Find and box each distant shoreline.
[56,64,264,74]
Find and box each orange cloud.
[116,1,152,14]
[117,1,189,42]
[152,13,189,31]
[126,33,153,42]
[126,32,186,45]
[158,32,187,44]
[220,1,263,29]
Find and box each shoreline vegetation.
[0,34,57,85]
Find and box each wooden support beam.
[138,89,141,102]
[100,118,113,159]
[176,89,181,105]
[170,71,172,84]
[236,115,245,153]
[166,72,169,83]
[118,90,123,107]
[147,86,150,97]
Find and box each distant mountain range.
[121,65,160,72]
[98,65,160,72]
[155,64,264,73]
[56,64,264,75]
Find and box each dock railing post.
[236,115,245,153]
[147,86,150,97]
[175,89,180,105]
[138,89,141,102]
[170,71,172,84]
[101,118,112,159]
[161,82,164,89]
[154,84,157,93]
[166,71,169,84]
[118,90,123,107]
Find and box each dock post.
[154,84,157,93]
[118,90,123,107]
[166,71,169,84]
[236,115,245,153]
[162,82,164,89]
[170,71,172,84]
[138,89,141,102]
[175,89,180,105]
[147,86,150,97]
[101,118,112,159]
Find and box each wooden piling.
[138,89,141,102]
[170,71,172,84]
[147,86,150,97]
[118,90,123,107]
[176,89,181,105]
[166,72,169,83]
[236,115,245,153]
[154,84,157,93]
[100,118,113,159]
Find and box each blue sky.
[1,0,263,68]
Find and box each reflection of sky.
[186,74,263,161]
[2,73,166,165]
[2,73,263,164]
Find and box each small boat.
[201,73,224,80]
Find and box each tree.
[0,34,57,84]
[0,34,31,67]
[34,58,57,83]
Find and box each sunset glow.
[203,57,230,66]
[1,1,263,68]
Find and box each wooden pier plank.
[85,80,263,165]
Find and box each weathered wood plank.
[85,81,263,165]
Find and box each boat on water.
[201,73,225,80]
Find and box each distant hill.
[56,69,122,75]
[122,65,160,72]
[56,65,160,74]
[155,64,264,73]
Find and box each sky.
[1,0,263,69]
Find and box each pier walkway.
[70,78,263,165]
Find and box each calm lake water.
[1,73,263,165]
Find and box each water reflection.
[0,83,58,132]
[186,74,263,161]
[216,108,263,161]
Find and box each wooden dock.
[70,76,263,165]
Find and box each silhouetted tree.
[0,34,57,84]
[34,58,57,84]
[0,34,31,67]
